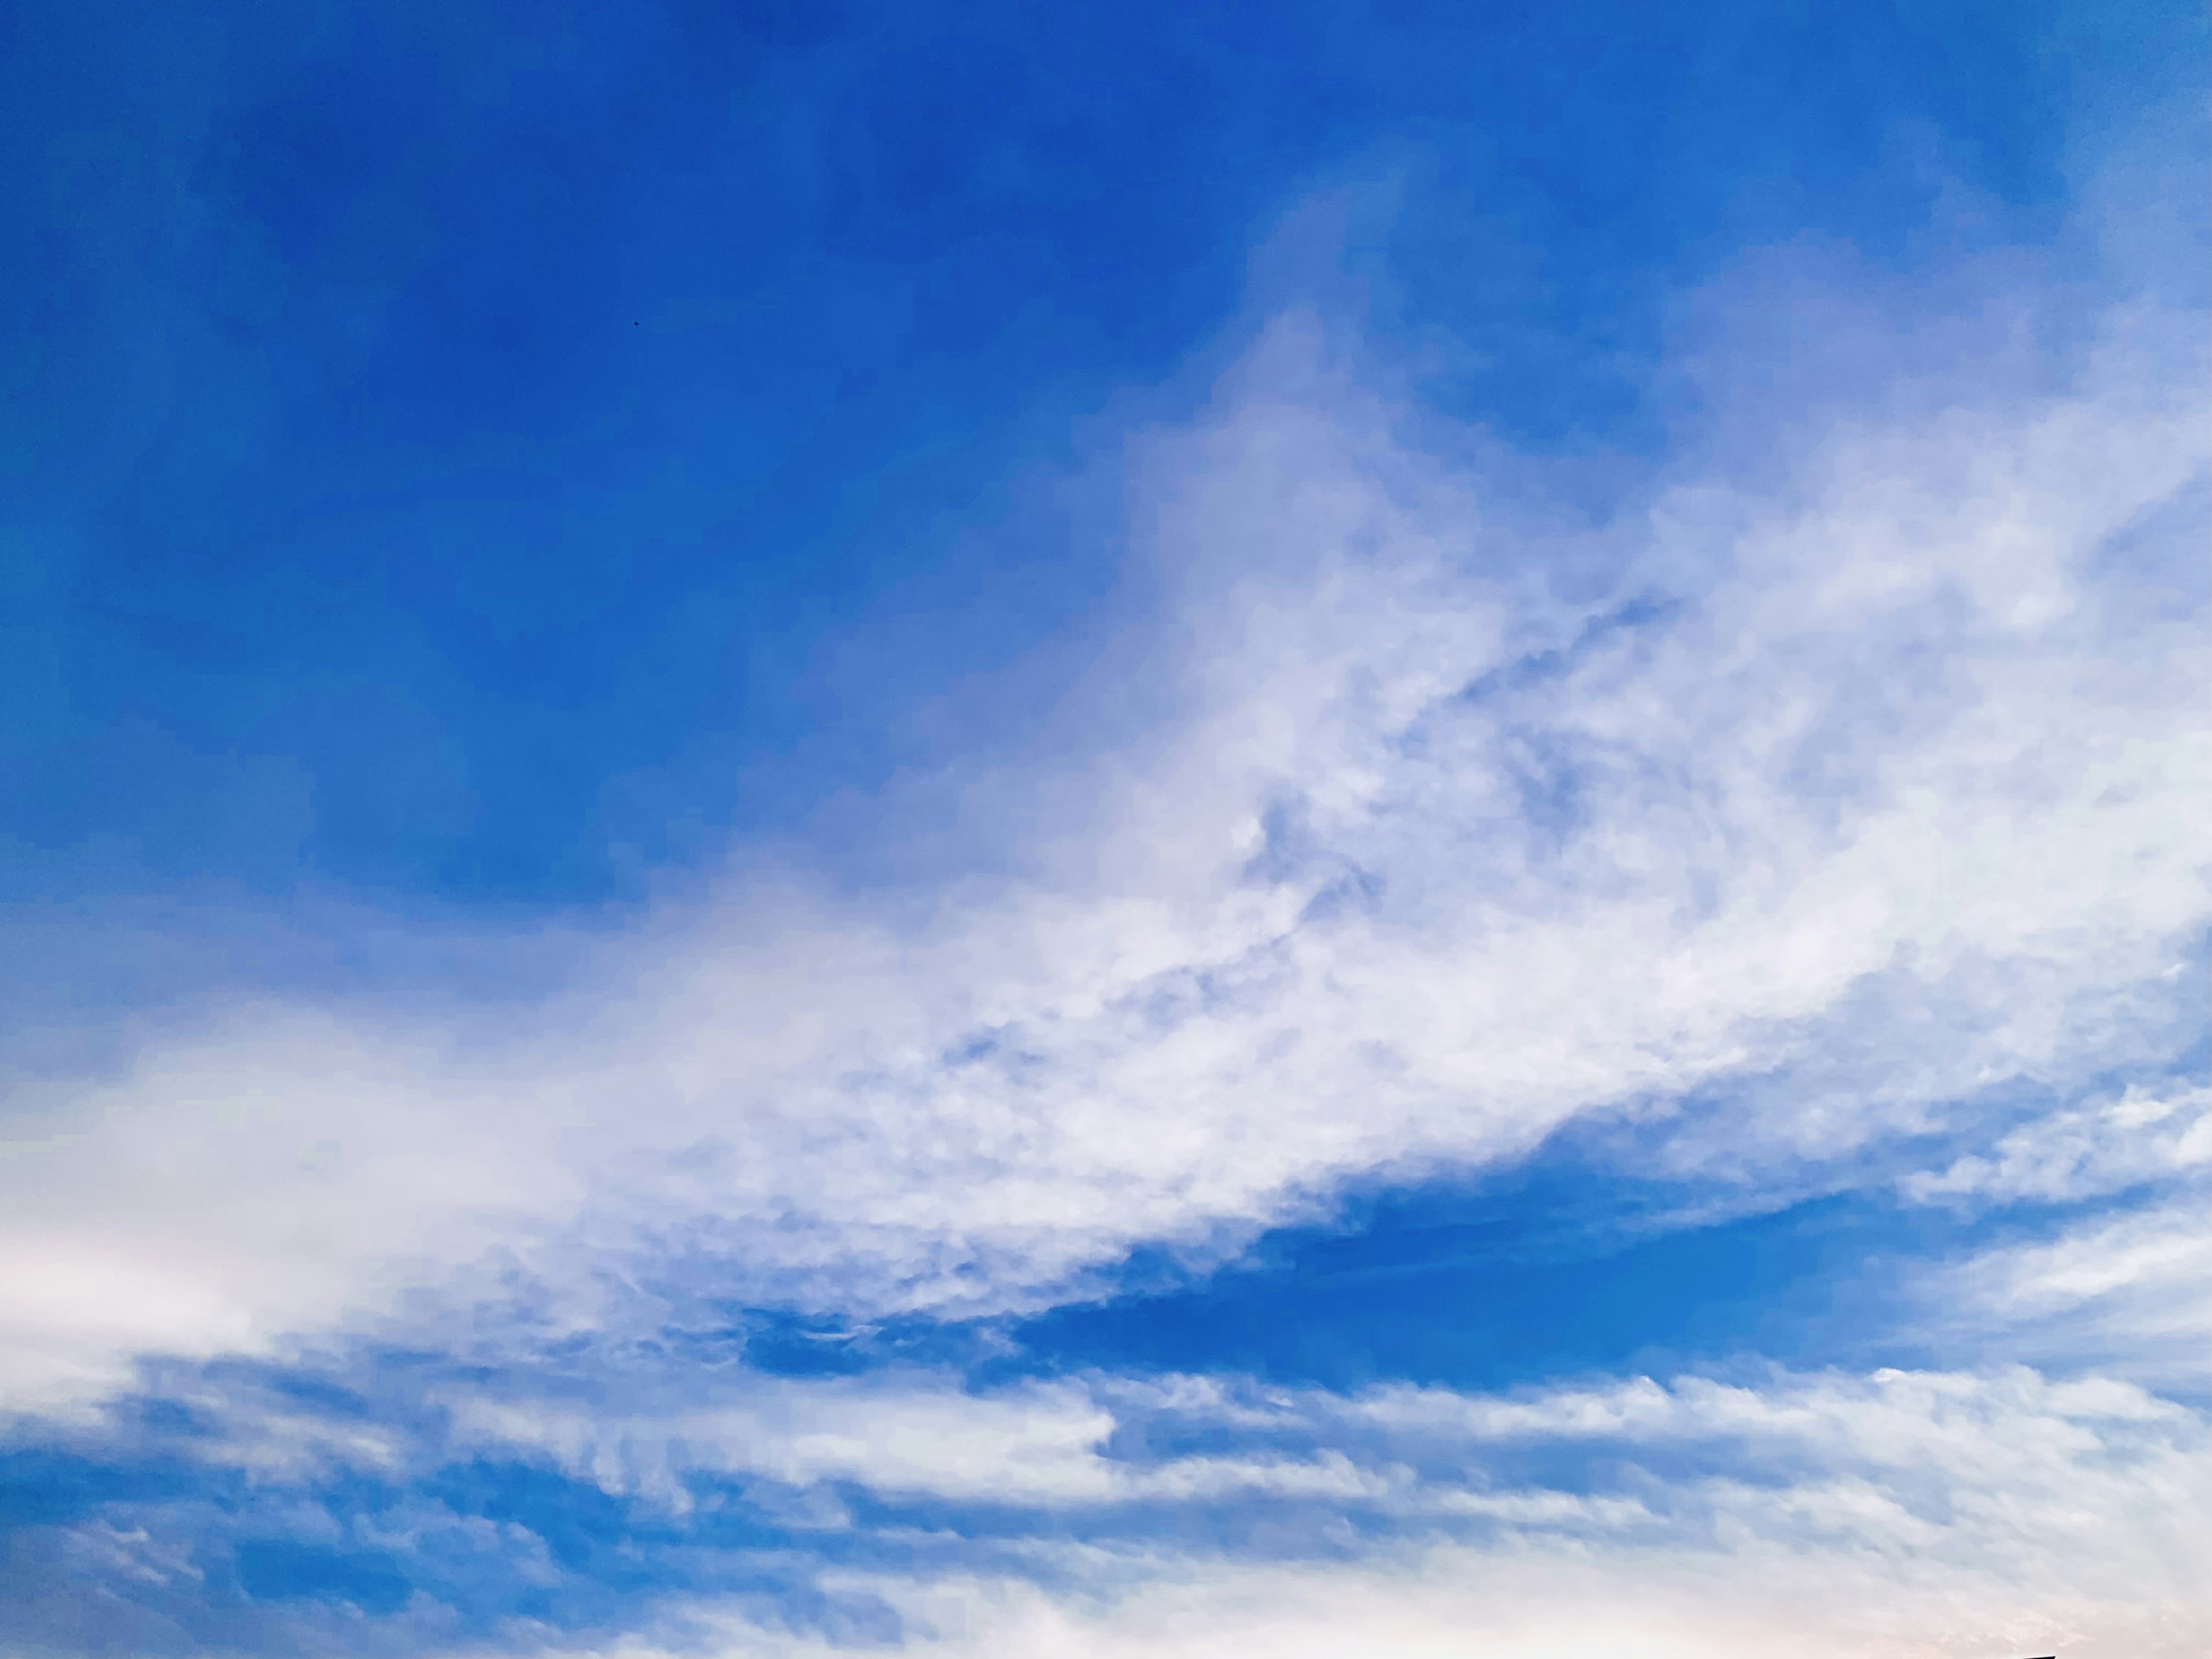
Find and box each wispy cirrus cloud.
[11,1348,2207,1657]
[3,132,2208,1654]
[6,204,2204,1410]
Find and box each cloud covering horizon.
[3,7,2209,1654]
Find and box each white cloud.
[1904,1082,2212,1205]
[421,1361,2212,1659]
[1,194,2206,1419]
[1882,1081,2212,1388]
[36,1345,2194,1657]
[666,1549,2207,1659]
[1926,1194,2212,1389]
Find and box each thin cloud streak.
[13,1343,2208,1656]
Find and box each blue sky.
[3,2,2209,1656]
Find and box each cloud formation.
[6,209,2206,1411]
[12,1349,2207,1657]
[3,141,2208,1654]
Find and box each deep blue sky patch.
[6,0,2190,907]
